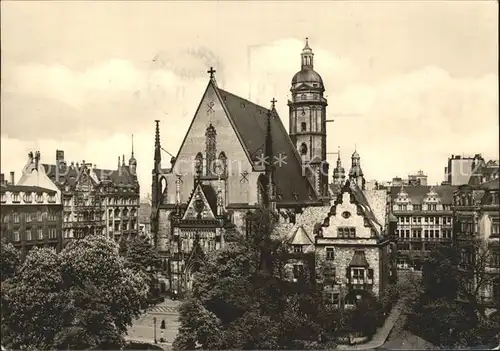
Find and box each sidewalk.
[337,299,405,350]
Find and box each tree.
[409,241,499,348]
[1,235,149,350]
[173,209,327,350]
[0,238,20,282]
[1,247,67,350]
[119,235,162,294]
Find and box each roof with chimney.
[42,161,137,190]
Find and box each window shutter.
[368,268,374,279]
[346,267,351,281]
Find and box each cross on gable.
[207,67,216,79]
[271,98,277,109]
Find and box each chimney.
[10,171,15,185]
[0,173,4,184]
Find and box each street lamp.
[153,317,157,344]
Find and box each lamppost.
[153,317,157,344]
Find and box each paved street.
[379,311,435,350]
[126,298,181,349]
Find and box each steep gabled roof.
[288,225,314,246]
[182,183,218,220]
[329,181,382,236]
[42,163,137,189]
[216,86,317,204]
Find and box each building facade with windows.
[150,41,326,294]
[0,182,63,255]
[282,152,396,308]
[453,177,499,308]
[16,149,140,246]
[389,184,456,270]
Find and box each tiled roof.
[216,86,317,204]
[469,160,499,185]
[42,163,137,189]
[288,225,314,245]
[329,183,342,196]
[389,185,457,205]
[0,184,57,194]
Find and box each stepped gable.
[215,87,317,205]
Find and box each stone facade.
[0,180,63,256]
[151,73,319,294]
[281,180,397,307]
[31,148,141,245]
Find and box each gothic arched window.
[301,122,307,132]
[300,143,308,155]
[195,152,203,176]
[205,124,217,175]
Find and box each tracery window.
[205,124,217,175]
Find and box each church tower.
[288,38,329,199]
[332,147,346,186]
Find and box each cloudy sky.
[1,1,498,197]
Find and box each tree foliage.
[1,235,149,350]
[1,237,20,282]
[408,241,499,348]
[119,235,162,276]
[173,209,380,350]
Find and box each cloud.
[1,37,498,196]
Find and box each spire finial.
[207,66,216,79]
[131,134,135,157]
[155,120,160,146]
[122,154,125,166]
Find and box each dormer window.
[35,194,43,203]
[293,245,303,253]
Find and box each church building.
[151,39,395,298]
